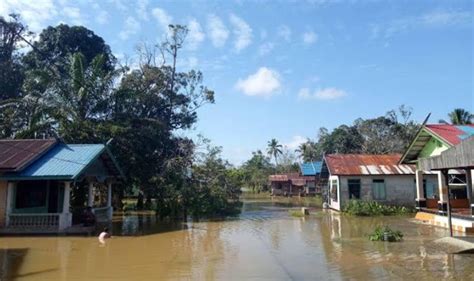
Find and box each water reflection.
[0,197,472,280]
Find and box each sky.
[1,0,473,164]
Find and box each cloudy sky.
[1,0,472,164]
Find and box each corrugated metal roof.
[325,154,416,176]
[0,139,57,172]
[400,124,474,164]
[1,143,106,180]
[269,173,300,182]
[300,161,322,176]
[425,124,474,146]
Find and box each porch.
[2,180,113,233]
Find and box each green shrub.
[122,203,136,212]
[289,210,305,217]
[343,200,412,216]
[369,226,403,242]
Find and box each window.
[372,179,386,200]
[15,181,48,209]
[331,180,338,202]
[348,179,361,199]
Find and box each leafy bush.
[289,210,305,217]
[369,226,403,242]
[343,200,412,216]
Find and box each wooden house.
[0,139,123,233]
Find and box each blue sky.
[1,0,472,164]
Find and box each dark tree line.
[0,15,239,218]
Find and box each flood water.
[1,196,473,280]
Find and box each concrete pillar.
[5,182,15,226]
[88,182,94,207]
[107,182,112,207]
[437,171,448,215]
[466,169,473,215]
[106,182,113,220]
[63,182,71,214]
[415,170,426,210]
[59,182,72,230]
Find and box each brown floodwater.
[1,196,473,280]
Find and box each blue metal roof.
[300,161,322,176]
[1,143,106,180]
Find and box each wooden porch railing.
[93,207,112,222]
[8,213,60,229]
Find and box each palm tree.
[267,138,283,165]
[296,141,316,162]
[439,108,473,125]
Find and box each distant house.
[323,154,437,211]
[0,139,123,233]
[269,161,324,196]
[400,124,474,232]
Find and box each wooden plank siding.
[0,181,7,227]
[419,136,474,171]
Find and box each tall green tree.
[440,108,473,125]
[0,14,31,138]
[296,141,318,162]
[267,138,283,165]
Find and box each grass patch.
[369,225,404,242]
[343,200,413,216]
[289,210,305,217]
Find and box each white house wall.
[335,174,438,210]
[328,175,340,211]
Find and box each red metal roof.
[425,124,474,146]
[0,139,57,172]
[325,154,416,176]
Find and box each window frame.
[372,179,386,200]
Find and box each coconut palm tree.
[439,108,473,125]
[296,141,317,162]
[267,138,283,165]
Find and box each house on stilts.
[400,124,474,232]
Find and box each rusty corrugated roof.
[269,173,300,182]
[325,154,416,176]
[425,124,474,146]
[0,139,57,172]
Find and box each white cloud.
[372,10,471,40]
[258,42,274,56]
[0,0,57,31]
[235,67,281,98]
[119,16,140,40]
[421,10,471,26]
[187,19,205,50]
[229,14,252,51]
[207,14,229,47]
[152,7,173,30]
[278,25,291,42]
[302,31,318,44]
[96,10,109,25]
[63,6,82,25]
[178,56,198,70]
[284,135,307,150]
[298,87,347,100]
[108,0,127,11]
[137,0,149,20]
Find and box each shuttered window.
[372,179,386,200]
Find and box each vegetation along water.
[0,196,473,280]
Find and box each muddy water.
[0,197,473,281]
